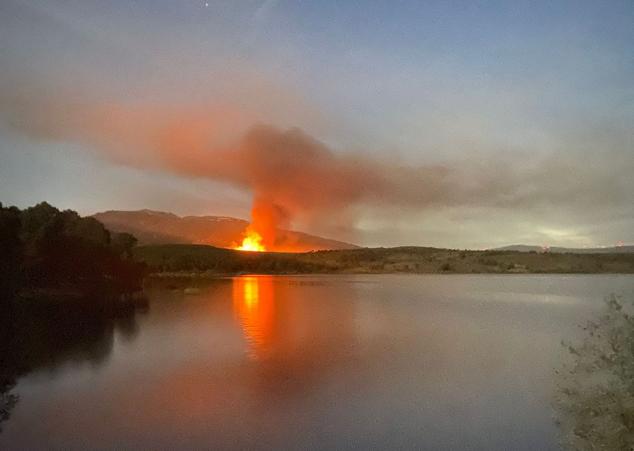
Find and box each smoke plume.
[2,84,632,250]
[0,90,459,248]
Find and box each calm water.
[2,274,634,450]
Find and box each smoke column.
[0,90,514,249]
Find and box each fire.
[234,198,281,252]
[235,228,266,252]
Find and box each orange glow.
[233,198,284,252]
[232,276,275,360]
[235,227,266,252]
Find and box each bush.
[554,295,634,449]
[440,262,452,272]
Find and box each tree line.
[0,202,145,305]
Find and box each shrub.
[554,295,634,449]
[440,263,452,272]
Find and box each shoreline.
[146,269,634,278]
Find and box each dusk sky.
[1,0,633,248]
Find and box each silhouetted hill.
[496,245,634,254]
[93,210,357,252]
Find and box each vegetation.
[554,295,634,449]
[134,244,634,276]
[0,202,146,303]
[0,201,148,432]
[134,244,325,274]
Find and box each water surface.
[3,274,634,450]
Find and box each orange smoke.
[234,198,291,251]
[235,197,290,251]
[1,91,467,249]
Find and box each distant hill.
[495,244,634,254]
[93,210,357,252]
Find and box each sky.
[1,0,633,249]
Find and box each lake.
[2,274,634,450]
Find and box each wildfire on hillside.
[233,197,287,252]
[235,227,266,252]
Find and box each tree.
[0,203,22,299]
[0,202,145,297]
[111,232,138,258]
[19,202,58,241]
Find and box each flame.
[235,227,266,252]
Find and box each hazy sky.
[1,0,633,248]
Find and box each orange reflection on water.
[232,276,275,360]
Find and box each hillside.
[496,245,634,254]
[93,210,357,252]
[134,245,634,275]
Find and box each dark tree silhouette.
[0,202,146,300]
[0,203,22,301]
[0,201,147,433]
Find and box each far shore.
[135,244,634,277]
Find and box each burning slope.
[93,210,357,251]
[234,197,291,251]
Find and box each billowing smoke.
[0,89,464,249]
[2,84,631,250]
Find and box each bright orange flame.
[235,228,266,252]
[233,198,283,252]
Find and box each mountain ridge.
[93,209,357,252]
[495,244,634,254]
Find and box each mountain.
[495,244,634,254]
[92,210,357,252]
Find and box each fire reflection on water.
[232,276,275,360]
